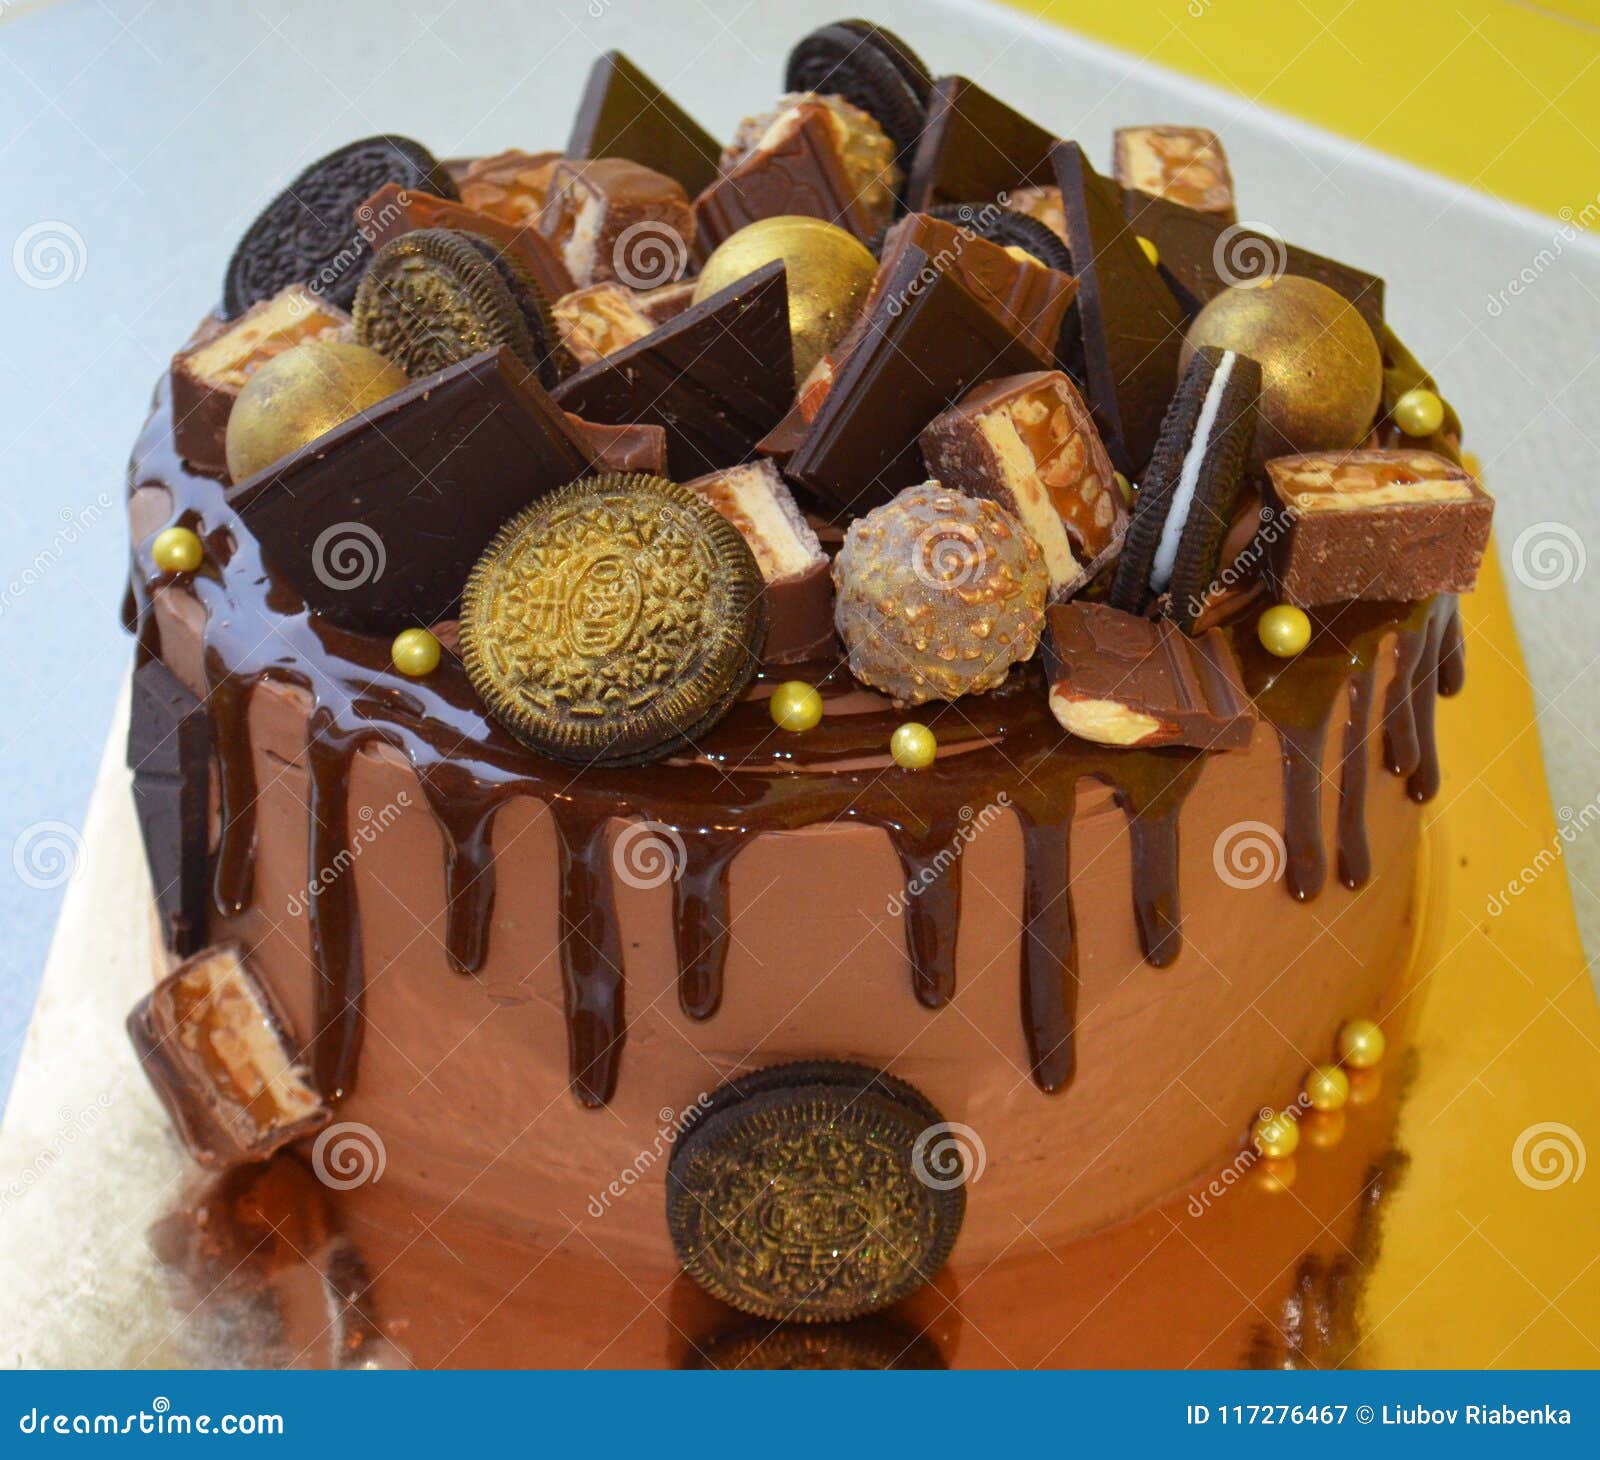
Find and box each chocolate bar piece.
[1113,126,1235,218]
[455,149,563,226]
[1262,449,1493,606]
[566,414,668,474]
[357,181,574,302]
[696,100,880,250]
[553,260,793,479]
[786,245,1053,516]
[1052,142,1186,476]
[685,460,834,664]
[921,371,1125,599]
[229,347,593,631]
[128,656,211,957]
[877,212,1077,361]
[127,942,330,1168]
[904,76,1057,210]
[566,50,722,197]
[553,282,658,366]
[1122,188,1385,342]
[1042,601,1256,750]
[539,158,693,289]
[170,287,347,475]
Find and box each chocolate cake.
[122,20,1489,1364]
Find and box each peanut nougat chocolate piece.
[456,149,564,225]
[170,286,348,475]
[538,158,693,288]
[921,371,1124,599]
[685,459,834,663]
[1262,449,1493,606]
[1042,601,1256,750]
[552,282,658,366]
[1113,126,1235,218]
[128,943,331,1168]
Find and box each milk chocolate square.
[1113,126,1235,218]
[538,158,693,288]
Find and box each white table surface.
[1,0,1597,1115]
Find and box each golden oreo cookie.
[460,473,765,765]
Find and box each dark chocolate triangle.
[566,50,721,198]
[1052,141,1186,477]
[1122,187,1386,343]
[552,261,794,479]
[904,76,1059,211]
[785,245,1054,517]
[228,348,593,632]
[129,655,211,957]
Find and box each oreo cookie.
[1110,346,1261,630]
[459,474,765,766]
[352,229,549,381]
[870,201,1073,274]
[223,135,454,318]
[784,20,928,168]
[457,232,569,388]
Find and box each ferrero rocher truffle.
[833,482,1047,706]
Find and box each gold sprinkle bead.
[1303,1063,1351,1112]
[152,526,204,574]
[1337,1017,1387,1070]
[391,627,442,678]
[890,722,937,770]
[1258,603,1311,658]
[1393,387,1445,437]
[769,680,823,733]
[1252,1108,1301,1160]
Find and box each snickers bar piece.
[127,943,331,1168]
[921,371,1125,600]
[170,287,347,476]
[553,260,794,479]
[229,347,592,632]
[1042,601,1256,750]
[1262,449,1493,606]
[904,76,1057,211]
[1113,126,1235,218]
[786,245,1053,516]
[1052,142,1186,476]
[566,50,722,197]
[539,158,693,289]
[128,656,211,957]
[455,149,563,226]
[553,282,659,366]
[686,459,835,664]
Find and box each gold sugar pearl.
[152,526,204,574]
[1303,1063,1351,1112]
[1258,603,1311,658]
[1252,1108,1301,1160]
[890,722,937,770]
[1337,1017,1387,1070]
[1393,387,1445,438]
[770,680,823,733]
[391,627,442,678]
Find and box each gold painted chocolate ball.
[225,339,407,483]
[890,722,938,770]
[1258,603,1311,658]
[694,216,878,383]
[1337,1017,1387,1070]
[1252,1109,1301,1161]
[1393,386,1445,437]
[152,525,203,574]
[1181,277,1382,469]
[770,680,823,733]
[1304,1063,1351,1112]
[391,627,442,678]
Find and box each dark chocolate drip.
[549,805,626,1108]
[306,716,367,1098]
[1337,667,1375,890]
[674,829,745,1020]
[1019,816,1077,1092]
[207,666,261,914]
[1438,600,1466,697]
[1278,722,1330,902]
[1382,595,1456,802]
[414,772,503,976]
[889,814,966,1008]
[1126,806,1184,966]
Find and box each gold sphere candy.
[890,722,937,770]
[1181,276,1382,471]
[694,216,878,383]
[1258,603,1311,658]
[152,525,204,574]
[1393,386,1445,437]
[1303,1063,1351,1112]
[769,680,823,733]
[1252,1108,1301,1160]
[1337,1016,1387,1069]
[391,627,442,678]
[225,339,408,483]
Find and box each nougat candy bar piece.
[127,943,330,1168]
[170,286,347,474]
[921,371,1124,599]
[553,282,658,366]
[539,158,693,288]
[456,149,564,226]
[1008,184,1067,243]
[685,459,834,663]
[1113,126,1235,218]
[1042,601,1256,750]
[1262,449,1493,606]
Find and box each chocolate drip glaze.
[125,371,1460,1107]
[1338,667,1376,890]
